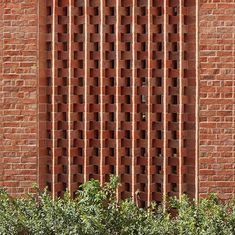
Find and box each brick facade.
[0,1,38,195]
[0,0,234,202]
[199,0,235,199]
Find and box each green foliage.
[0,176,234,235]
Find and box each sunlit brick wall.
[1,0,234,203]
[199,0,235,199]
[0,0,38,196]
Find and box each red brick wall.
[0,0,235,200]
[0,0,38,196]
[199,0,235,199]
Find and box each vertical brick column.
[118,0,133,200]
[150,0,164,203]
[165,0,181,198]
[185,0,196,198]
[199,1,235,199]
[86,0,101,181]
[101,0,117,184]
[0,0,38,195]
[134,0,149,207]
[38,0,47,190]
[69,0,86,195]
[116,0,120,200]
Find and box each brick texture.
[0,0,235,202]
[199,0,235,199]
[37,0,197,205]
[0,0,38,196]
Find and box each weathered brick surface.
[199,0,235,199]
[0,0,38,196]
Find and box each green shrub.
[0,176,234,235]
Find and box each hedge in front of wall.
[0,176,235,235]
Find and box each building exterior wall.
[0,0,234,202]
[199,0,235,199]
[0,0,38,196]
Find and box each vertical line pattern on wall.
[195,0,199,202]
[147,0,151,206]
[163,0,167,199]
[100,0,104,185]
[84,0,88,182]
[116,0,120,200]
[51,0,56,199]
[179,0,183,198]
[132,0,136,201]
[41,0,197,202]
[68,0,72,193]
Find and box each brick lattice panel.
[39,0,196,204]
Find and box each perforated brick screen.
[39,0,196,205]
